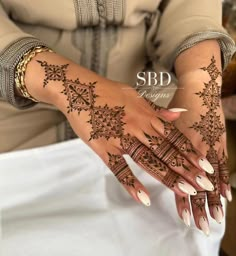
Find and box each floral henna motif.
[201,56,222,81]
[107,153,135,187]
[206,148,222,207]
[37,61,69,87]
[191,111,225,146]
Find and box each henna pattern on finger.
[120,134,180,189]
[219,150,230,185]
[144,132,191,172]
[160,120,197,155]
[38,61,187,192]
[107,153,136,187]
[88,105,125,140]
[191,192,206,212]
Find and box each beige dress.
[0,0,235,152]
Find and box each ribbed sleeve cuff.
[0,37,48,109]
[173,31,236,70]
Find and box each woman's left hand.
[167,56,232,236]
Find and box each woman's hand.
[170,56,232,236]
[24,52,215,209]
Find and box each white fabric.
[0,139,225,256]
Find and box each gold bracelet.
[15,46,53,102]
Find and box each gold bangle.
[15,46,53,102]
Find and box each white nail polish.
[196,175,214,191]
[168,108,188,113]
[213,206,223,224]
[137,190,151,207]
[198,158,214,174]
[225,189,232,202]
[178,181,197,195]
[182,209,191,227]
[199,216,210,236]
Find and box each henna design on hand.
[37,61,190,192]
[61,79,97,114]
[190,56,227,206]
[37,61,69,87]
[88,105,125,140]
[144,132,190,171]
[191,192,206,212]
[219,150,230,185]
[108,153,135,187]
[38,61,125,141]
[120,134,180,189]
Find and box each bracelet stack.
[15,46,53,102]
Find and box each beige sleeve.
[147,0,236,70]
[0,3,47,109]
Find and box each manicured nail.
[182,209,191,227]
[196,175,214,191]
[198,158,214,174]
[199,216,210,236]
[137,190,151,206]
[225,189,232,202]
[178,181,197,195]
[168,108,188,113]
[213,206,223,224]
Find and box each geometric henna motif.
[161,120,197,155]
[62,79,97,114]
[190,56,227,201]
[190,56,224,149]
[219,150,230,185]
[37,60,69,87]
[206,148,222,207]
[191,192,206,212]
[144,132,190,171]
[88,105,125,140]
[107,153,135,187]
[119,134,181,189]
[37,61,126,141]
[191,111,225,146]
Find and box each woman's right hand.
[25,52,215,207]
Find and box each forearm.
[24,51,113,112]
[174,40,222,87]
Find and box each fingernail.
[213,206,223,224]
[199,216,210,236]
[196,175,214,191]
[137,190,151,206]
[225,189,232,202]
[168,108,188,113]
[178,181,197,195]
[198,158,214,174]
[182,209,191,227]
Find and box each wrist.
[177,69,222,89]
